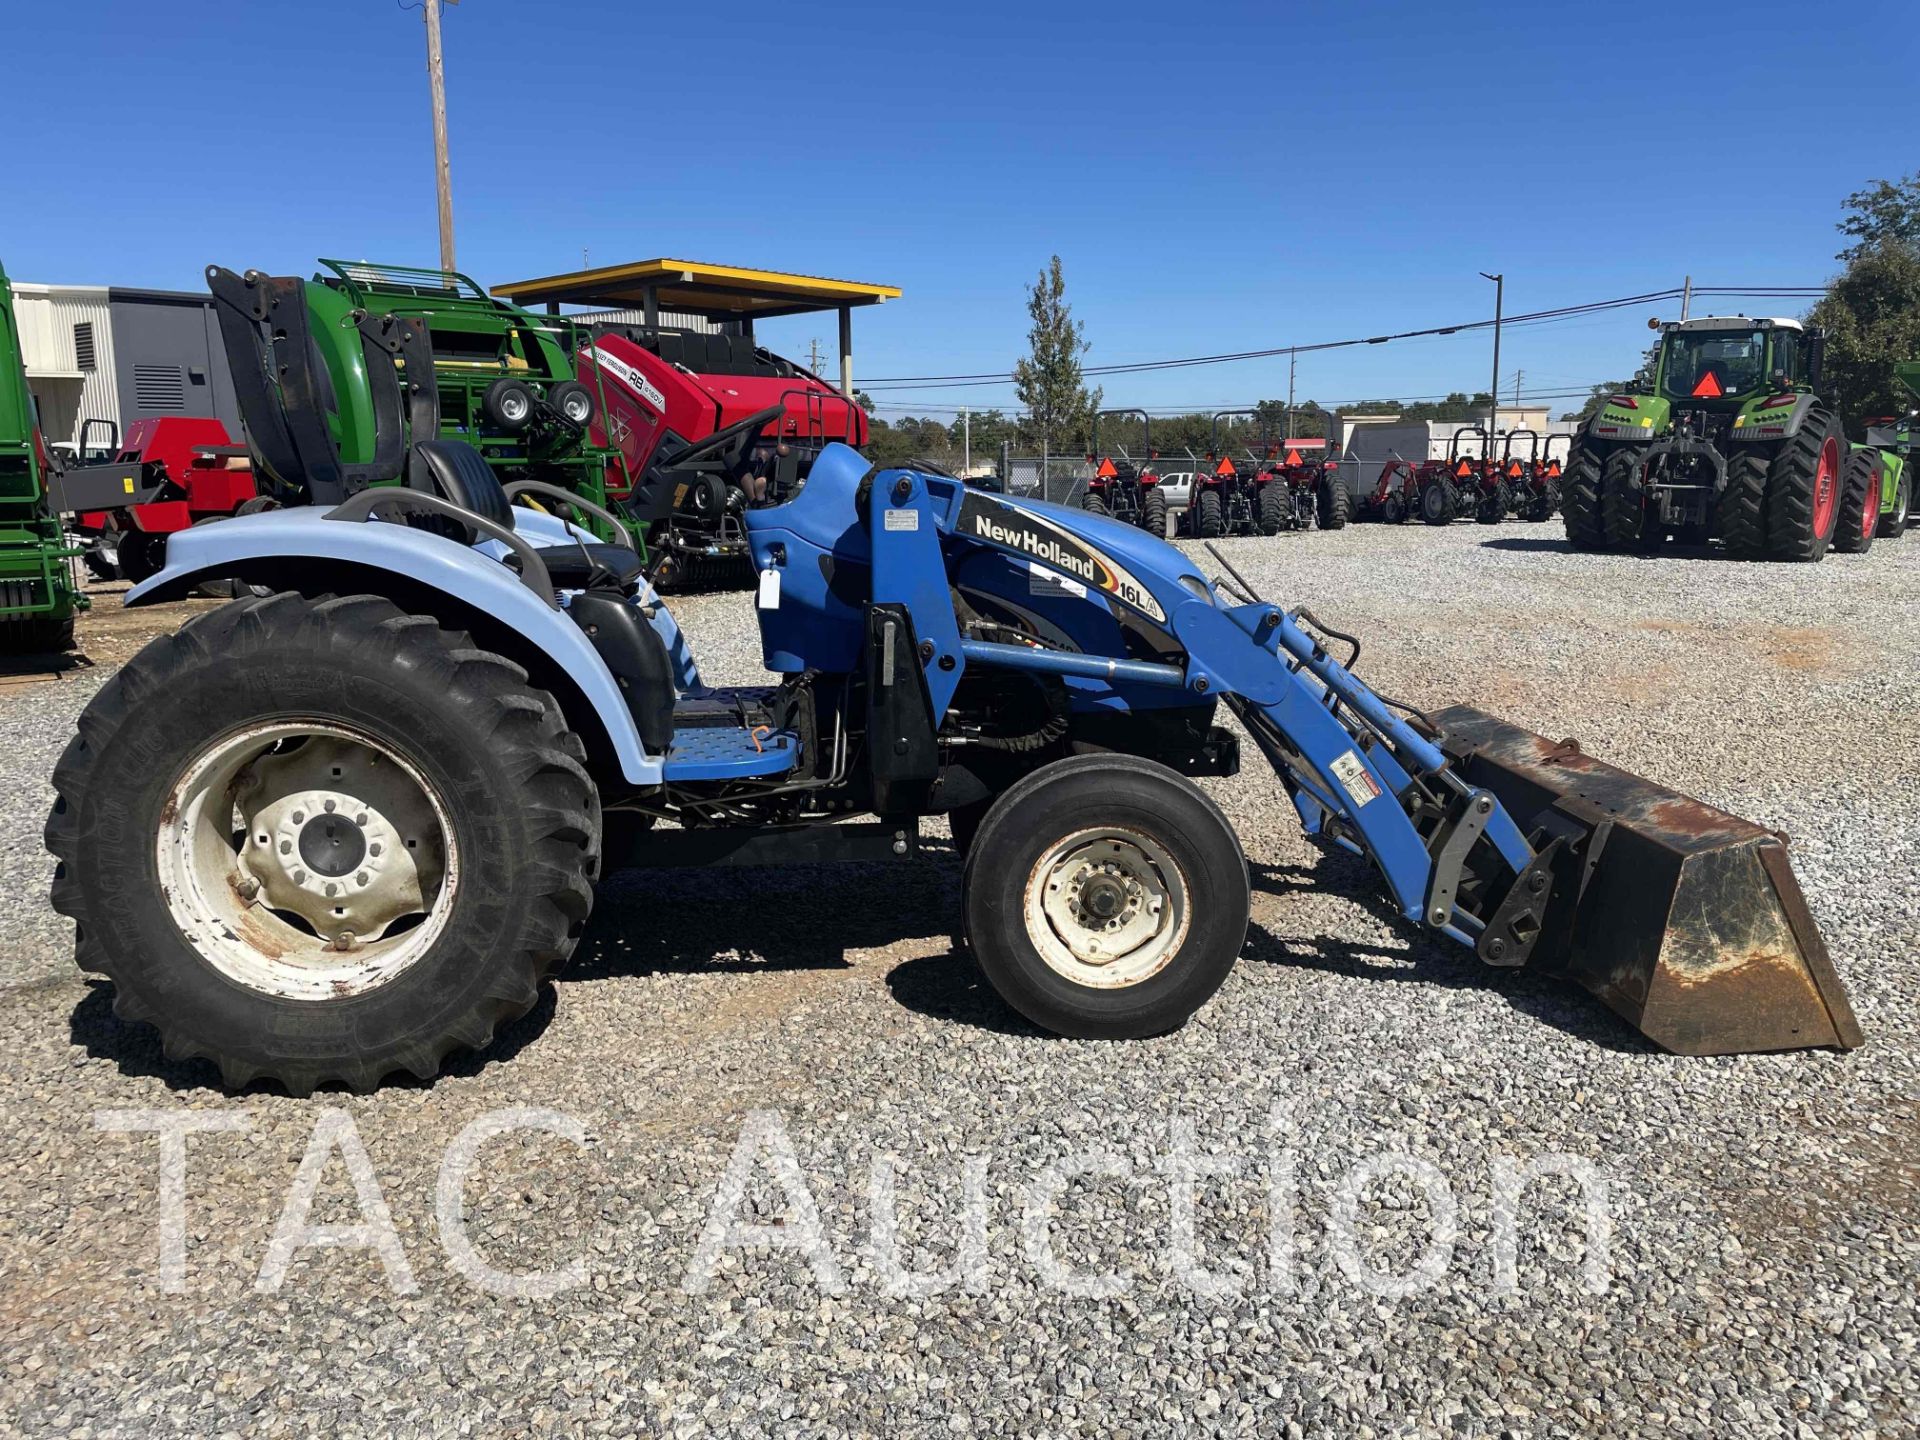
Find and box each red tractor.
[1511,432,1566,522]
[1252,435,1349,534]
[48,416,262,582]
[1082,409,1168,534]
[574,327,864,584]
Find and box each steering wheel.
[650,404,787,482]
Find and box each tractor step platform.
[662,687,799,780]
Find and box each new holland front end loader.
[44,293,1863,1092]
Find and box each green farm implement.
[0,262,86,653]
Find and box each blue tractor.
[45,300,1863,1092]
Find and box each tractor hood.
[950,485,1208,627]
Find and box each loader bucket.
[1433,705,1863,1056]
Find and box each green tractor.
[0,262,86,652]
[207,261,635,544]
[1830,359,1918,555]
[1564,316,1859,561]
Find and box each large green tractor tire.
[1717,452,1770,558]
[1764,408,1844,562]
[1876,464,1908,540]
[47,593,600,1093]
[1598,450,1648,549]
[1561,441,1607,549]
[1832,450,1880,556]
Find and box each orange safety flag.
[1096,458,1118,478]
[1691,370,1724,398]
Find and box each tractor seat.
[407,439,642,590]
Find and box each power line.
[858,282,1828,392]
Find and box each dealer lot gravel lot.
[1,523,1914,1438]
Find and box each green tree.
[1809,242,1920,428]
[1012,256,1100,454]
[1836,173,1920,262]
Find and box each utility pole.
[1513,368,1523,406]
[1679,274,1693,323]
[962,407,971,475]
[807,338,823,376]
[423,0,458,274]
[1286,349,1297,440]
[1480,272,1503,442]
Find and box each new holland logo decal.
[958,494,1167,623]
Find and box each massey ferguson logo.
[963,499,1166,623]
[582,346,667,416]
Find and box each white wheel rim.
[503,394,528,422]
[156,721,459,1001]
[563,394,590,422]
[1023,827,1190,989]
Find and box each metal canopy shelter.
[490,259,901,398]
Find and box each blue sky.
[7,0,1905,418]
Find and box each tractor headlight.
[1178,574,1214,603]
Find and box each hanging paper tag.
[757,567,781,609]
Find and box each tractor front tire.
[1476,481,1510,525]
[1196,489,1225,538]
[46,593,600,1094]
[1561,442,1607,549]
[961,753,1248,1039]
[1382,489,1408,524]
[1419,479,1456,525]
[1527,480,1560,523]
[1598,450,1649,549]
[1317,477,1350,530]
[1764,408,1844,562]
[1717,451,1769,558]
[1140,490,1169,538]
[1832,450,1880,556]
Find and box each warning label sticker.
[1027,560,1087,599]
[1329,750,1383,807]
[883,508,920,531]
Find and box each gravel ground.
[2,528,1915,1438]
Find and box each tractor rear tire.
[1598,450,1648,549]
[1082,491,1109,517]
[961,753,1248,1039]
[1140,490,1169,538]
[1419,479,1456,525]
[1317,477,1350,530]
[1527,480,1560,522]
[1832,450,1880,556]
[1561,442,1607,549]
[1196,489,1225,538]
[1717,451,1769,558]
[1257,484,1285,535]
[1382,489,1408,524]
[1476,480,1510,525]
[1878,467,1909,539]
[46,593,600,1094]
[1764,408,1844,562]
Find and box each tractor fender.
[123,509,666,787]
[1587,392,1668,444]
[1730,392,1819,442]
